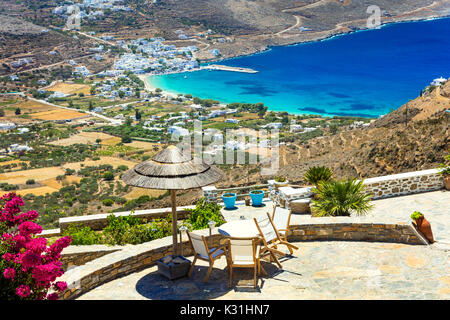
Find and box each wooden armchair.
[271,206,294,253]
[187,231,227,282]
[226,237,263,288]
[254,212,298,268]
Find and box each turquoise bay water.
[150,18,450,117]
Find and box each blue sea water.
[149,18,450,118]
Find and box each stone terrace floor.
[78,190,449,300]
[78,241,449,300]
[221,190,450,248]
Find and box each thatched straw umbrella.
[122,145,223,255]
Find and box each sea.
[149,18,450,118]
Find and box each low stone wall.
[61,245,122,269]
[59,206,195,231]
[288,223,427,245]
[363,169,443,199]
[59,221,427,300]
[60,229,223,300]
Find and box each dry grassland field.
[45,82,92,96]
[0,167,66,185]
[123,187,167,200]
[49,132,121,146]
[30,108,87,121]
[0,167,66,195]
[1,99,87,121]
[61,156,137,171]
[0,160,29,167]
[125,140,161,151]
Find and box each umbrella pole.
[171,190,178,256]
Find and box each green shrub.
[102,171,114,181]
[62,225,101,245]
[102,199,114,206]
[438,154,450,175]
[311,178,373,217]
[26,179,35,185]
[304,166,333,186]
[186,197,225,230]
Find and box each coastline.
[138,15,450,117]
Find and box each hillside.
[134,85,449,210]
[373,81,450,127]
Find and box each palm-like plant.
[304,166,333,186]
[311,178,373,217]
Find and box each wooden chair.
[226,237,262,288]
[187,231,227,282]
[271,206,294,254]
[254,212,298,268]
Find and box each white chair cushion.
[232,257,255,265]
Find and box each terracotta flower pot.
[414,216,435,243]
[444,176,450,191]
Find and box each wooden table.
[218,219,260,238]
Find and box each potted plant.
[273,176,289,188]
[411,211,435,243]
[222,192,237,210]
[438,154,450,190]
[249,189,264,206]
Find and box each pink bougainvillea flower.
[46,236,72,261]
[53,281,68,293]
[2,252,13,261]
[21,251,42,268]
[0,193,69,300]
[17,210,39,223]
[18,221,43,236]
[16,285,31,298]
[46,293,59,300]
[3,268,16,281]
[25,237,47,254]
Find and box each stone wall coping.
[363,168,440,184]
[59,205,196,224]
[62,244,125,255]
[38,228,61,238]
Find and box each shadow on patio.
[134,256,298,300]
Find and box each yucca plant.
[311,178,373,217]
[304,166,333,186]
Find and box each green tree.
[103,171,114,181]
[15,107,21,115]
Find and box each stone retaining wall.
[59,222,427,300]
[60,229,223,300]
[59,206,195,231]
[61,246,122,269]
[289,223,427,245]
[363,169,443,199]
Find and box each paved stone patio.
[221,190,450,248]
[78,241,449,300]
[77,190,449,300]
